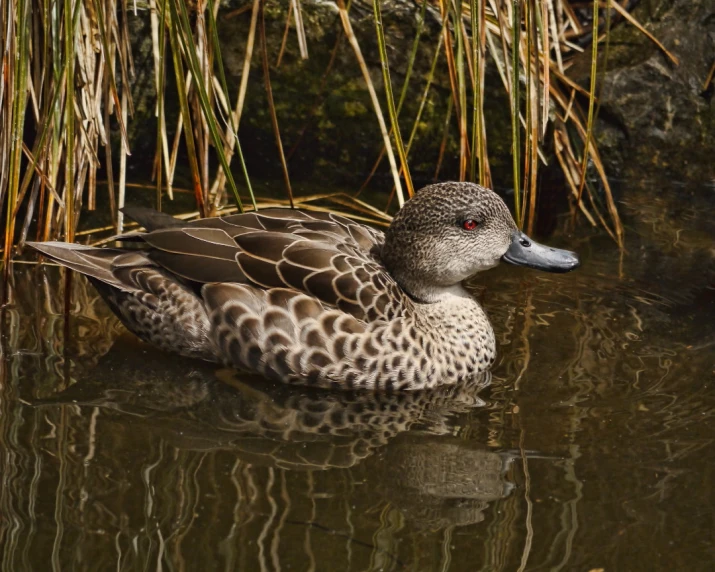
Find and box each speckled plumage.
[30,182,575,390]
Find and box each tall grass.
[0,0,676,263]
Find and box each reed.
[1,0,673,262]
[372,0,414,198]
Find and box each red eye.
[462,219,478,231]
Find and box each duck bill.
[502,230,580,273]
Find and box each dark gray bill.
[502,230,580,273]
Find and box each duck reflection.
[370,434,515,530]
[34,334,516,530]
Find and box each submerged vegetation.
[1,0,676,270]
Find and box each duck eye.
[462,219,478,231]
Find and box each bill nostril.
[519,238,531,247]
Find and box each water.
[1,181,713,571]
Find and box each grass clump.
[1,0,677,268]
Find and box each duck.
[29,182,579,391]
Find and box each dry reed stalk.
[704,60,715,90]
[1,0,667,266]
[258,0,294,208]
[166,2,205,217]
[276,3,293,67]
[150,0,169,207]
[606,1,678,65]
[290,0,308,60]
[405,33,445,159]
[357,0,428,196]
[209,0,259,211]
[196,4,211,206]
[372,0,414,198]
[470,0,490,187]
[575,0,601,211]
[452,0,470,181]
[434,97,454,181]
[335,0,406,207]
[525,0,539,234]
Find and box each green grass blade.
[336,0,405,206]
[16,69,66,210]
[396,0,426,115]
[405,32,444,157]
[357,0,426,195]
[166,0,206,215]
[470,0,488,185]
[172,0,245,212]
[91,0,131,156]
[372,0,413,197]
[576,0,600,207]
[3,0,30,274]
[154,0,168,211]
[206,0,231,107]
[64,0,75,242]
[510,0,522,226]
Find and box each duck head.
[381,182,580,302]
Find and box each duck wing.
[127,208,406,322]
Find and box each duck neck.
[397,275,472,304]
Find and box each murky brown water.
[1,181,713,571]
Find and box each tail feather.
[27,242,136,292]
[28,240,216,361]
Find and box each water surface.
[1,181,713,571]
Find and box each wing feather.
[89,207,398,320]
[150,251,246,284]
[236,252,285,288]
[303,270,341,306]
[275,260,316,293]
[234,231,306,262]
[187,213,273,237]
[143,228,239,259]
[282,243,337,270]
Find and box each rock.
[572,0,715,183]
[122,0,511,191]
[121,0,714,193]
[216,0,467,187]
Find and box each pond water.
[0,181,713,571]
